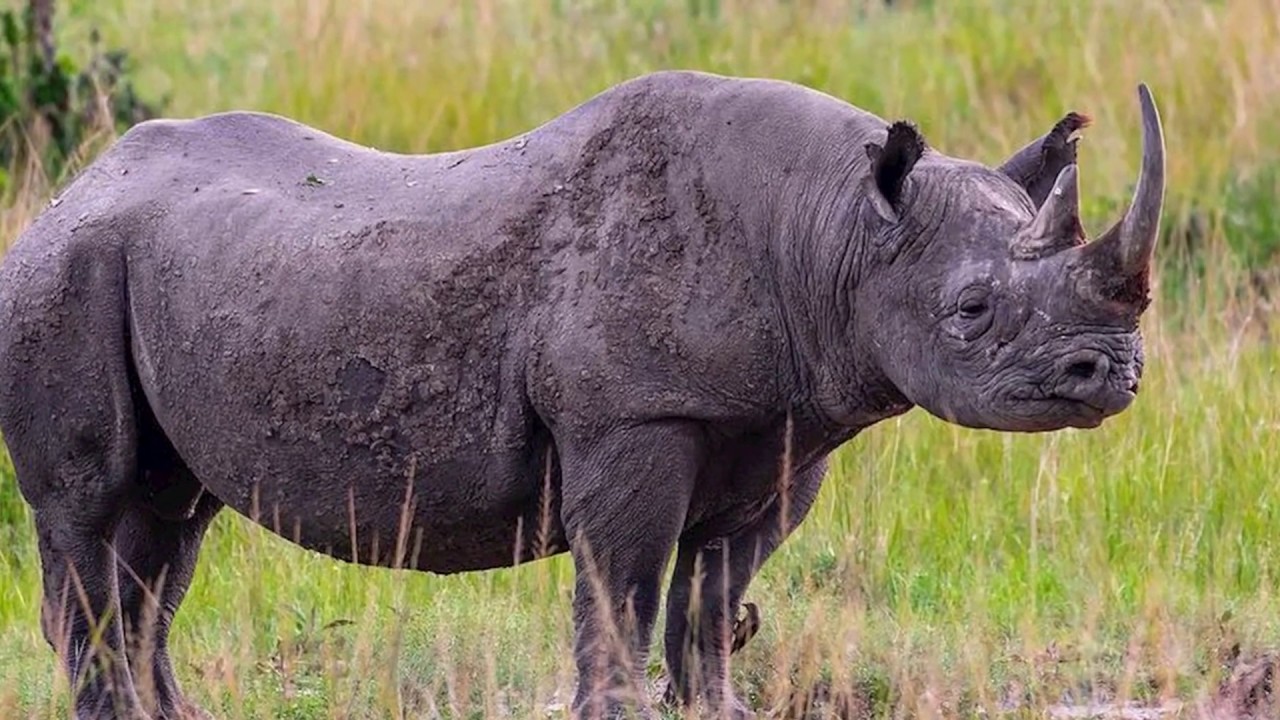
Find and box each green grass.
[4,0,1280,717]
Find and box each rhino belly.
[145,358,562,574]
[199,441,565,574]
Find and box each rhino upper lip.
[1072,398,1109,415]
[1019,373,1140,415]
[1018,392,1111,419]
[1039,395,1103,413]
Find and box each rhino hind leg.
[2,248,152,718]
[557,422,703,720]
[30,504,147,720]
[114,425,222,720]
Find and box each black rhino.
[0,70,1164,719]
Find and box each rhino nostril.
[1065,360,1099,379]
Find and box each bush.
[0,0,160,195]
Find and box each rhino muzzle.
[1050,348,1141,419]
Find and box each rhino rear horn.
[1011,164,1085,259]
[1080,83,1166,298]
[864,121,925,223]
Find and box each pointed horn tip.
[1053,163,1079,192]
[1136,83,1162,126]
[1135,83,1166,166]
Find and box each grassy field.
[3,0,1280,717]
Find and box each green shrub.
[0,1,159,195]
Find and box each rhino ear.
[998,111,1092,208]
[863,121,926,223]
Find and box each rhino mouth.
[1055,399,1109,428]
[1042,389,1136,428]
[1004,384,1136,430]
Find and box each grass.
[3,0,1280,717]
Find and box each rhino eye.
[958,297,989,319]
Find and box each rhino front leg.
[558,422,702,720]
[663,461,826,719]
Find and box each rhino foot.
[165,699,214,720]
[660,686,755,720]
[661,602,763,712]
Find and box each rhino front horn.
[1083,83,1166,288]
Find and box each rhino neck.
[738,124,914,433]
[782,172,913,431]
[651,73,915,434]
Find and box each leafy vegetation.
[2,0,1280,717]
[0,0,159,198]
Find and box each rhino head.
[855,85,1165,432]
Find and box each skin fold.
[0,70,1165,720]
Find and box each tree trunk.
[29,0,55,72]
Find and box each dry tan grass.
[3,0,1280,718]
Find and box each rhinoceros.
[0,70,1164,720]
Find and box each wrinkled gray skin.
[0,71,1165,720]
